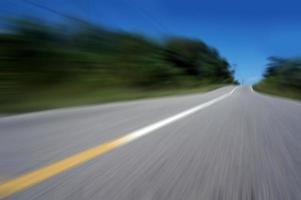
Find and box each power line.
[20,0,83,22]
[121,0,170,35]
[20,0,170,36]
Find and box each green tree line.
[255,56,301,99]
[0,18,235,109]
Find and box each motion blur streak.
[0,1,300,199]
[0,19,236,113]
[0,87,236,199]
[0,86,300,200]
[0,138,123,199]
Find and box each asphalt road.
[0,86,301,200]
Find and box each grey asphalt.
[1,86,301,200]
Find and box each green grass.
[0,84,226,114]
[254,80,301,101]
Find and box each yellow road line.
[0,88,236,199]
[0,136,128,199]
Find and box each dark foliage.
[0,18,235,103]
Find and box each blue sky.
[1,0,301,84]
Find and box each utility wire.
[121,0,170,35]
[21,0,170,36]
[21,0,83,22]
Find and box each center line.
[0,87,237,199]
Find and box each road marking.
[250,86,255,92]
[0,87,237,199]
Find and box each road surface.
[0,86,301,200]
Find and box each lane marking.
[0,87,237,199]
[250,86,255,93]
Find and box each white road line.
[250,86,255,93]
[122,87,238,142]
[0,87,237,199]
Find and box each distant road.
[0,86,301,200]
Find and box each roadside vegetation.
[0,18,236,113]
[254,57,301,100]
